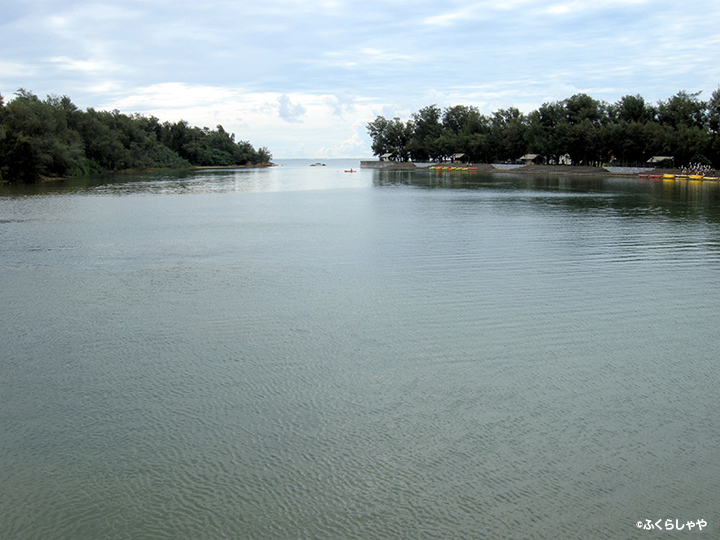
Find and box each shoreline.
[189,162,276,170]
[0,163,278,184]
[359,161,679,176]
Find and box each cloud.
[278,94,306,123]
[335,132,366,156]
[49,56,119,73]
[325,94,355,116]
[422,3,483,26]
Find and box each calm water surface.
[2,160,719,539]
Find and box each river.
[1,160,718,539]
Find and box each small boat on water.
[344,169,356,173]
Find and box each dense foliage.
[0,89,272,182]
[367,90,720,167]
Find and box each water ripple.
[2,177,719,539]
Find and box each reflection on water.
[3,162,720,222]
[1,163,720,540]
[0,159,369,197]
[373,168,720,222]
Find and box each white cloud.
[48,56,119,73]
[0,61,36,78]
[422,5,481,26]
[278,94,306,123]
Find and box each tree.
[657,90,707,129]
[606,121,648,165]
[385,118,412,161]
[440,105,489,161]
[256,146,272,163]
[0,89,271,181]
[408,105,442,161]
[567,118,604,165]
[707,88,720,164]
[526,101,566,163]
[614,94,653,123]
[564,93,604,125]
[488,107,527,162]
[0,90,85,180]
[366,116,391,157]
[707,87,720,132]
[364,89,720,169]
[366,116,411,160]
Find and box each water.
[1,161,719,539]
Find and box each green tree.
[613,94,653,123]
[255,146,272,163]
[407,105,442,161]
[707,88,720,164]
[606,121,648,165]
[657,90,707,129]
[564,93,604,125]
[488,107,527,162]
[366,116,411,160]
[526,101,565,163]
[441,105,489,161]
[366,116,390,157]
[708,87,720,132]
[365,88,719,169]
[0,90,84,180]
[0,89,271,181]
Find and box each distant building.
[518,154,544,165]
[451,153,467,163]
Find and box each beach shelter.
[647,156,674,167]
[518,154,543,165]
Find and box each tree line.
[0,89,272,182]
[366,90,720,167]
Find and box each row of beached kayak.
[425,167,719,180]
[639,174,719,181]
[428,166,478,171]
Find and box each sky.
[2,0,720,158]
